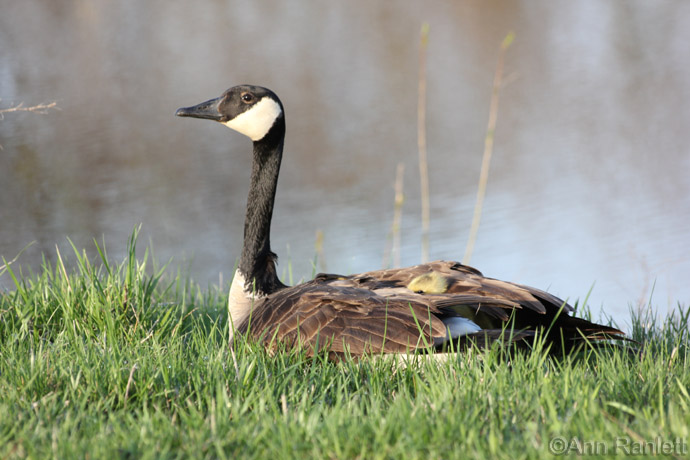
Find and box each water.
[1,1,689,330]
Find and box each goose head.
[176,85,284,142]
[176,85,288,338]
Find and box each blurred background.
[1,1,689,329]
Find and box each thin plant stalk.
[463,32,515,265]
[383,163,406,268]
[0,100,59,150]
[418,23,430,263]
[392,163,405,268]
[0,100,58,118]
[314,229,326,273]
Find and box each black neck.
[238,116,287,295]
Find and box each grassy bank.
[1,235,689,459]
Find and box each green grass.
[1,232,689,459]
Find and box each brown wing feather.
[236,260,624,356]
[239,281,447,356]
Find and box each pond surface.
[2,1,689,329]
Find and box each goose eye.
[241,93,254,103]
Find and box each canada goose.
[176,85,624,358]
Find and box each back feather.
[236,260,625,357]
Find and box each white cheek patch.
[223,97,282,141]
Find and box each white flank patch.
[228,270,265,341]
[434,317,482,346]
[223,97,282,141]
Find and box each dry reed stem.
[417,23,430,263]
[314,229,326,272]
[383,162,406,268]
[0,100,59,150]
[392,163,405,268]
[463,33,514,265]
[0,100,59,118]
